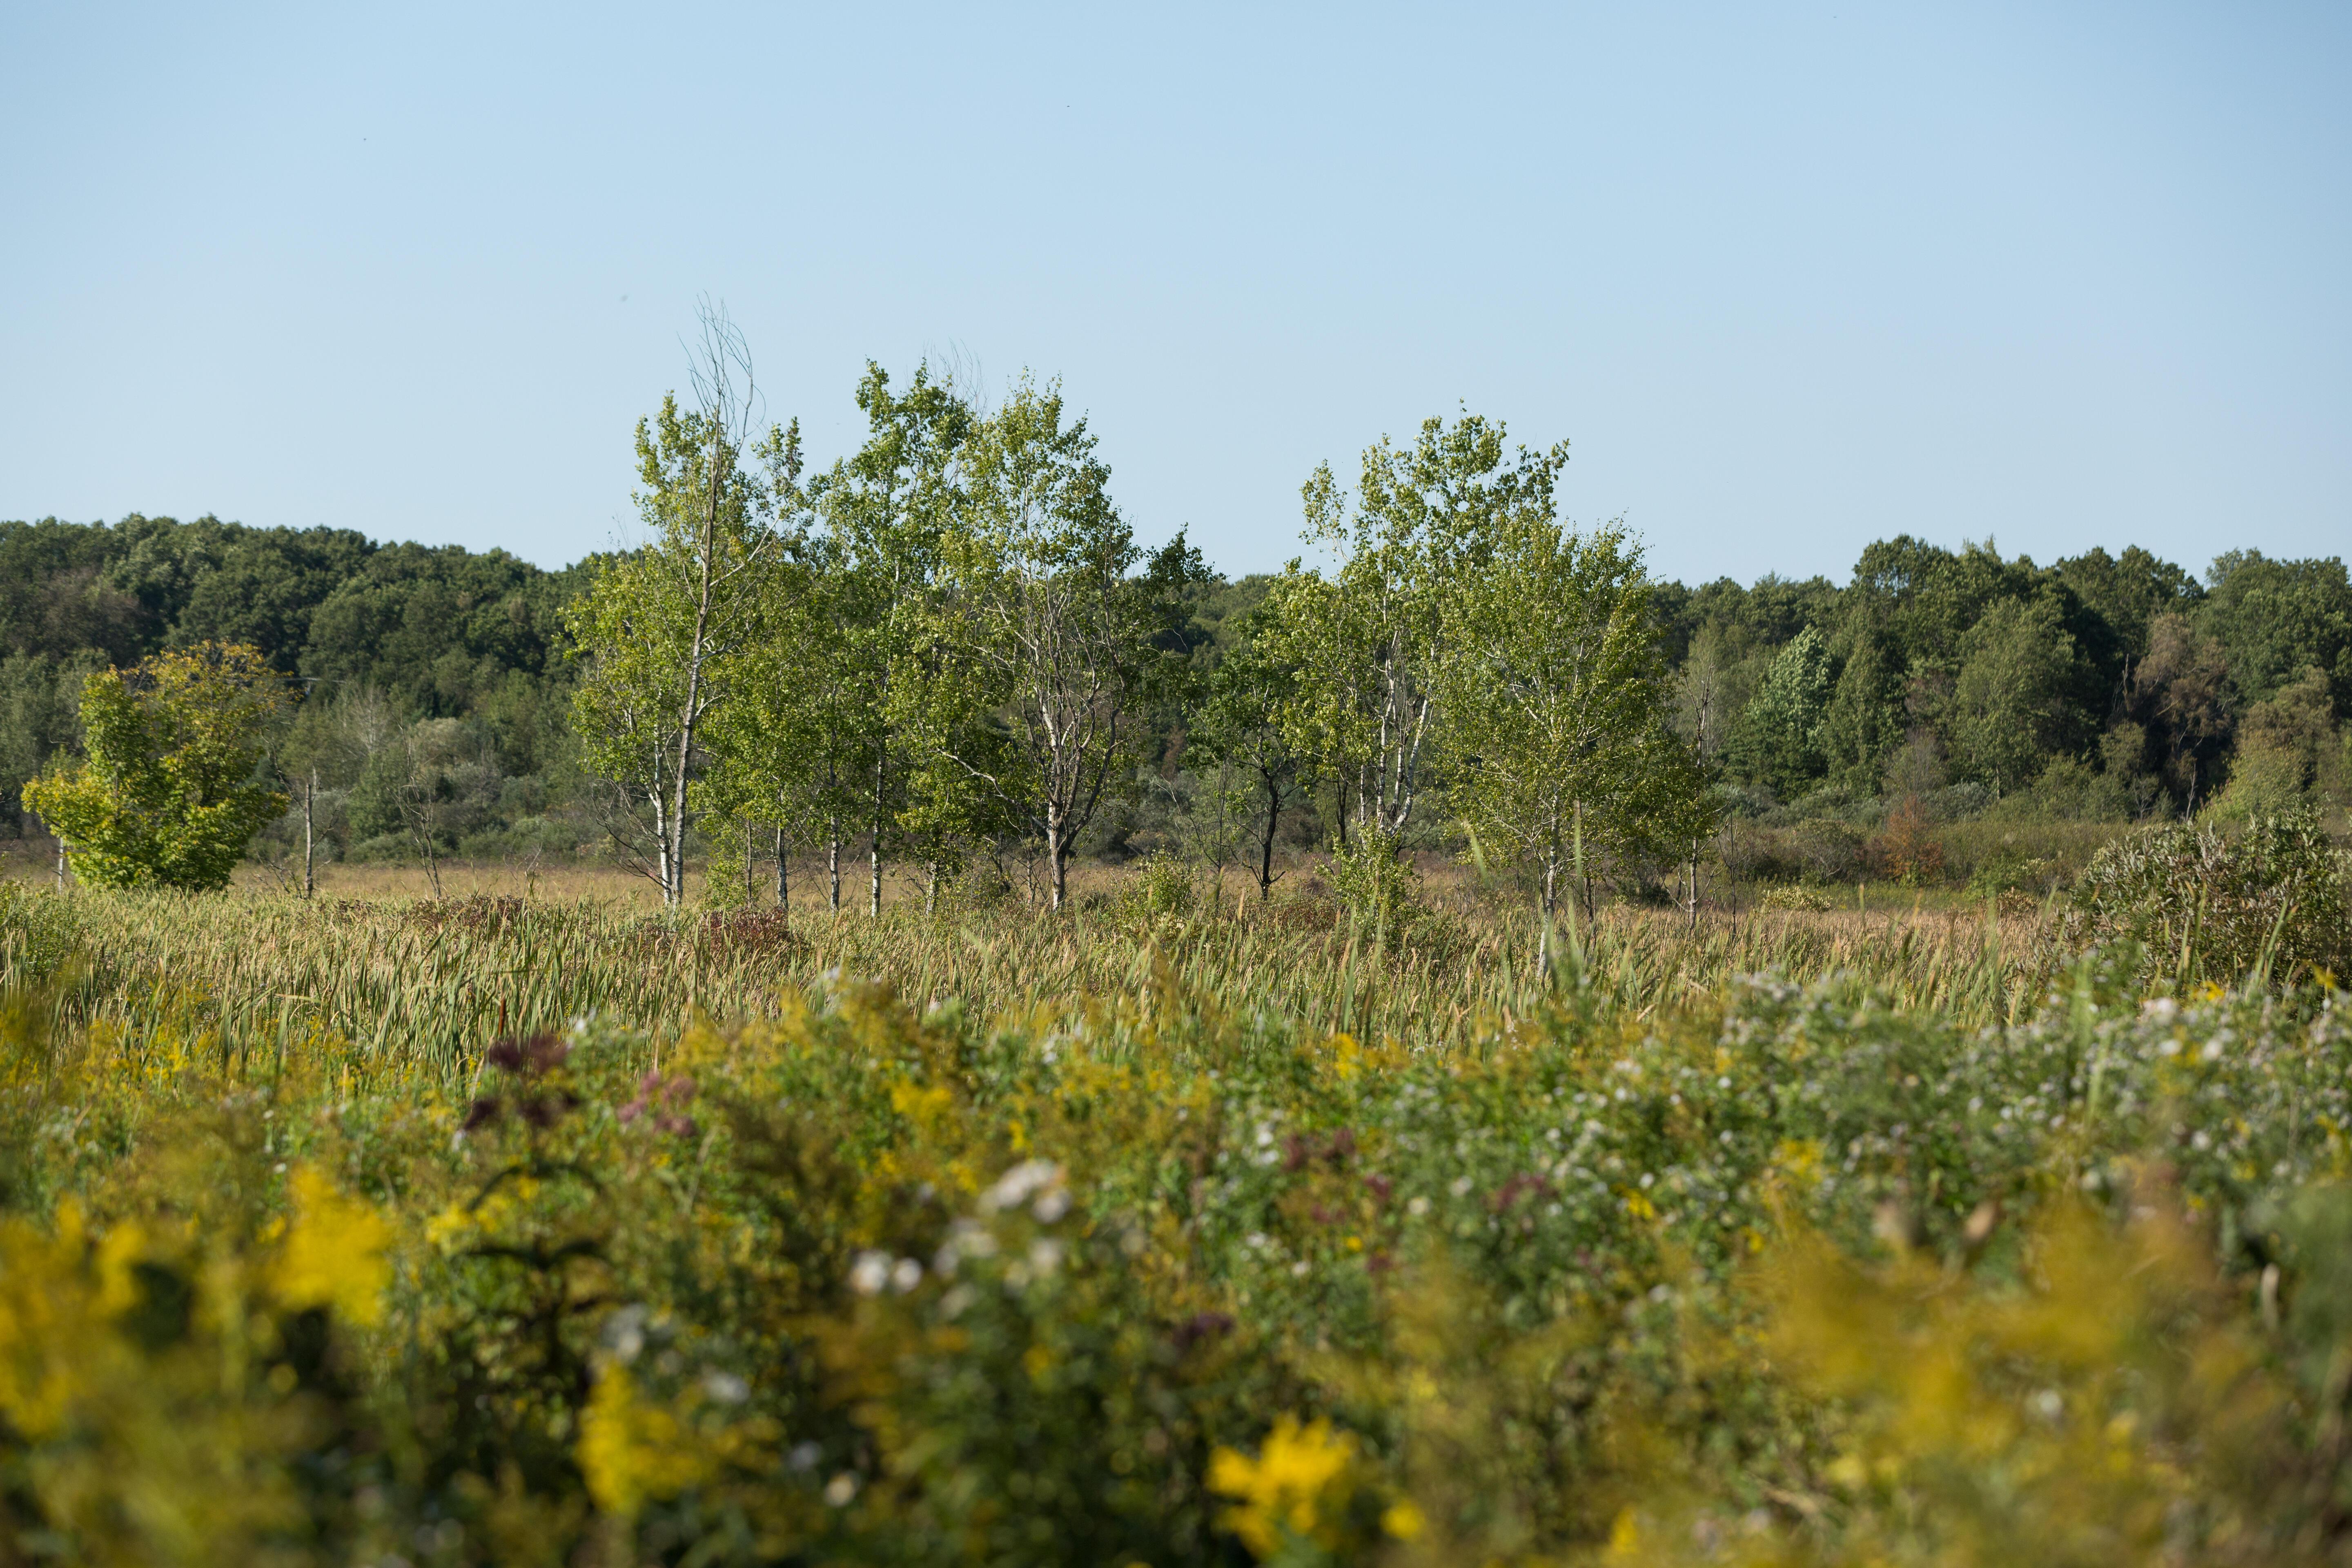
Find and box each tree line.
[8,327,2349,905]
[1660,535,2352,823]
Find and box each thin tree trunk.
[1046,802,1068,912]
[302,769,316,898]
[55,834,65,889]
[774,824,788,911]
[828,813,841,912]
[925,861,938,917]
[1538,847,1559,978]
[870,754,885,918]
[1258,769,1280,900]
[664,391,729,909]
[1573,800,1592,924]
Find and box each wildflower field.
[4,869,2352,1566]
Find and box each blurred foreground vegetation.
[4,851,2352,1564]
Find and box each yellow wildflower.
[271,1166,390,1326]
[93,1220,149,1318]
[1207,1414,1358,1558]
[578,1365,714,1520]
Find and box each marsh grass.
[9,872,2053,1087]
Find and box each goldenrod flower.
[578,1364,714,1520]
[271,1166,390,1326]
[1207,1414,1358,1558]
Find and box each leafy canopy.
[21,641,288,890]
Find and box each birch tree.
[926,377,1200,911]
[567,304,790,905]
[1260,412,1568,885]
[1444,517,1715,961]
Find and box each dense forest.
[5,444,2348,892]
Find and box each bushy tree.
[1443,517,1713,949]
[1947,594,2078,795]
[1262,412,1568,893]
[1732,626,1833,799]
[21,642,288,890]
[1818,608,1905,793]
[2212,666,2350,818]
[923,378,1202,911]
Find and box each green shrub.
[1325,827,1418,935]
[1126,849,1197,920]
[0,881,80,987]
[2060,808,2350,989]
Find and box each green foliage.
[0,881,81,986]
[920,379,1206,909]
[1126,848,1198,920]
[1817,610,1905,792]
[1190,610,1306,900]
[1732,625,1833,797]
[566,321,797,904]
[1324,821,1419,933]
[2201,549,2352,712]
[2060,808,2351,989]
[0,512,585,846]
[1947,593,2082,795]
[1265,412,1568,845]
[810,360,977,906]
[11,889,2352,1562]
[20,643,289,890]
[2212,664,2351,818]
[2056,543,2203,660]
[1443,515,1714,920]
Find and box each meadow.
[3,851,2352,1566]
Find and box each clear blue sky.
[4,3,2345,587]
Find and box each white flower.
[890,1257,923,1293]
[1407,1196,1430,1217]
[849,1251,891,1296]
[1027,1238,1064,1275]
[980,1160,1063,1214]
[702,1371,749,1404]
[824,1472,859,1506]
[1033,1188,1071,1224]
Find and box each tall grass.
[9,884,2052,1081]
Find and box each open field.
[9,865,2352,1564]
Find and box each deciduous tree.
[1444,518,1713,958]
[567,304,792,905]
[925,378,1201,911]
[22,641,288,890]
[1261,413,1568,890]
